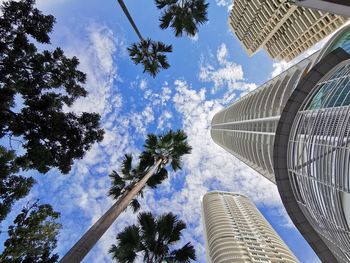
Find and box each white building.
[202,191,299,263]
[211,25,350,262]
[229,0,347,61]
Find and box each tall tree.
[0,0,104,174]
[0,201,61,263]
[0,146,35,223]
[108,154,169,213]
[110,212,196,263]
[60,129,191,262]
[155,0,209,37]
[117,0,172,77]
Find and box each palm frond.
[170,156,182,171]
[111,212,195,262]
[141,129,191,172]
[129,199,141,213]
[169,242,196,262]
[110,225,141,263]
[157,212,177,242]
[144,134,158,152]
[155,0,177,9]
[138,212,156,241]
[139,151,155,172]
[159,10,173,30]
[121,154,133,177]
[168,220,186,243]
[156,0,209,37]
[146,167,168,188]
[108,171,126,199]
[127,39,172,77]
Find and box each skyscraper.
[211,25,350,262]
[229,0,347,61]
[202,191,299,263]
[292,0,350,17]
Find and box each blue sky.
[0,0,325,262]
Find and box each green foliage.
[166,243,196,263]
[0,0,104,174]
[127,39,172,77]
[141,129,192,171]
[109,130,191,215]
[0,146,34,223]
[0,201,61,263]
[155,0,209,37]
[108,154,145,213]
[146,167,168,188]
[109,212,196,263]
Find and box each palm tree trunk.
[117,0,144,41]
[59,158,163,263]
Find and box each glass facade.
[325,29,350,55]
[288,60,350,262]
[308,64,350,109]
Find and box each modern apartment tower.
[211,25,350,262]
[229,0,348,61]
[202,192,299,263]
[292,0,350,17]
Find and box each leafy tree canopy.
[110,211,196,263]
[0,146,35,223]
[0,0,104,174]
[0,201,61,263]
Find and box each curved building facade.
[202,192,299,263]
[211,52,318,183]
[211,25,350,262]
[288,59,350,262]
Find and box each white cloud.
[143,83,173,108]
[88,25,117,74]
[215,0,234,11]
[199,43,255,94]
[37,0,68,8]
[217,42,229,64]
[189,33,199,42]
[139,79,147,90]
[157,110,172,130]
[65,24,119,117]
[130,105,155,135]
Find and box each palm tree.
[127,40,172,78]
[60,129,191,263]
[108,154,168,213]
[155,0,209,37]
[117,0,172,77]
[109,211,196,263]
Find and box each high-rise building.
[211,25,350,262]
[292,0,350,17]
[211,50,318,183]
[202,191,299,263]
[229,0,347,61]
